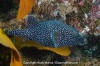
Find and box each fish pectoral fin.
[51,31,62,47]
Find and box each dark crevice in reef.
[0,44,11,66]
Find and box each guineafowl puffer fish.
[8,15,84,48]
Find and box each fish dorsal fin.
[26,15,39,28]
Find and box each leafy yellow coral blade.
[17,0,35,20]
[0,29,22,66]
[13,37,71,56]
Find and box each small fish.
[8,15,84,48]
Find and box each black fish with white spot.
[8,15,84,48]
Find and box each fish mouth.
[77,35,85,46]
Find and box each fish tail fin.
[7,29,27,37]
